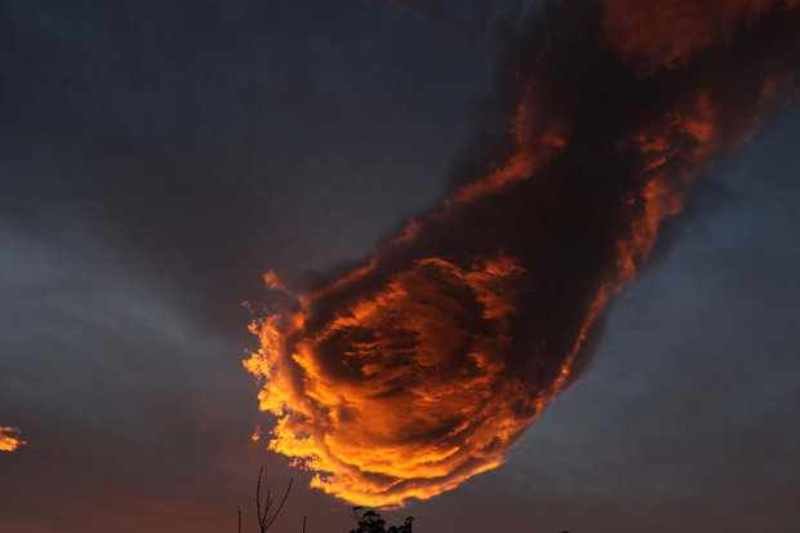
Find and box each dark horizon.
[2,1,800,532]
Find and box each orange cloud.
[244,0,800,507]
[0,427,26,453]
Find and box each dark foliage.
[349,508,414,533]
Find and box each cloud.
[244,0,800,506]
[0,426,26,453]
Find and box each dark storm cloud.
[2,0,800,531]
[493,111,800,533]
[243,0,800,506]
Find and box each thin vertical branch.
[256,467,265,532]
[253,465,293,533]
[263,478,293,531]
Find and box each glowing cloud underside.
[244,0,800,507]
[0,427,26,453]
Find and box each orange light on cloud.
[0,427,26,453]
[244,0,800,508]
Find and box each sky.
[1,1,799,532]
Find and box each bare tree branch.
[256,467,265,532]
[251,465,293,533]
[263,477,293,531]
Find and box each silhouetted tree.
[256,466,294,533]
[231,471,584,533]
[349,507,413,533]
[237,466,294,533]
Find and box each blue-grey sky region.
[1,1,799,532]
